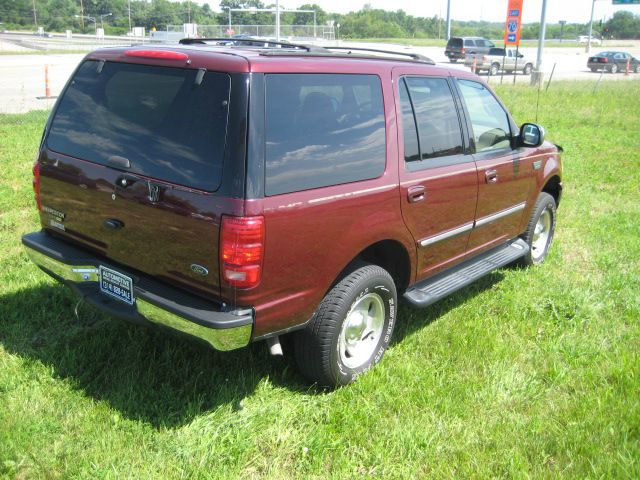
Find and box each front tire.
[519,192,557,266]
[294,264,397,387]
[609,64,618,74]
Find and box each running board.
[403,238,529,308]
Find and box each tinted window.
[400,77,463,162]
[489,48,506,56]
[265,74,385,196]
[47,61,230,192]
[448,38,463,48]
[399,80,420,162]
[457,79,511,152]
[464,39,476,47]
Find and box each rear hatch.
[39,56,243,299]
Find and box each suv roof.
[89,41,444,75]
[178,38,435,64]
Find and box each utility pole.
[445,0,451,40]
[32,0,38,30]
[535,0,548,72]
[79,0,84,29]
[127,0,131,33]
[276,0,280,41]
[586,0,596,54]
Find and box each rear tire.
[450,58,458,63]
[590,67,598,72]
[523,63,533,75]
[490,63,500,76]
[294,264,397,387]
[519,192,557,266]
[634,65,640,74]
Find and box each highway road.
[1,40,639,114]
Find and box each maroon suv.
[23,40,562,387]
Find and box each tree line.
[1,0,639,40]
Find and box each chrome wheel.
[531,208,552,261]
[338,293,385,369]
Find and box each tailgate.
[39,58,238,299]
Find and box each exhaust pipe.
[266,336,283,356]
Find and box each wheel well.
[349,240,411,293]
[542,175,562,206]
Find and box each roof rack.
[323,46,435,65]
[179,37,436,65]
[179,37,323,52]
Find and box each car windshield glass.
[47,60,230,192]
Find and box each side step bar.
[403,238,529,308]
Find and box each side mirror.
[518,53,524,58]
[520,123,545,148]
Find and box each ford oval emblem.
[190,264,209,276]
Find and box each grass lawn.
[1,81,639,478]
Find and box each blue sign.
[507,33,517,42]
[508,20,519,33]
[509,9,520,16]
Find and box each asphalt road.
[1,40,639,114]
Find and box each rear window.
[447,38,463,48]
[264,74,386,196]
[47,60,230,191]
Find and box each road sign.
[504,0,524,46]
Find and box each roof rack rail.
[324,46,435,65]
[179,37,322,52]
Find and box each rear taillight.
[32,161,42,211]
[220,216,265,288]
[602,57,608,63]
[461,48,466,54]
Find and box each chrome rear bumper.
[23,231,253,351]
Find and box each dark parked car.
[445,36,495,62]
[23,40,562,387]
[588,51,640,73]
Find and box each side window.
[399,77,464,164]
[265,74,386,196]
[464,39,476,47]
[457,79,512,153]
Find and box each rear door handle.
[407,185,426,203]
[485,169,498,184]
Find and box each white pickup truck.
[465,47,534,75]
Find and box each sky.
[205,0,640,24]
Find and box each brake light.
[461,48,466,54]
[124,50,189,61]
[33,161,41,211]
[602,57,608,63]
[220,216,265,288]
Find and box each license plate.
[99,266,134,305]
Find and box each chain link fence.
[164,24,335,42]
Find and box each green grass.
[1,81,639,478]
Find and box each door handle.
[407,185,426,203]
[485,169,498,184]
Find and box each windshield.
[47,60,231,191]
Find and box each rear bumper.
[22,231,253,351]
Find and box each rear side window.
[264,74,386,196]
[399,77,463,164]
[464,39,476,47]
[47,60,230,191]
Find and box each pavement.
[1,40,639,114]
